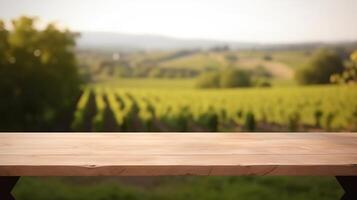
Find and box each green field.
[73,81,357,132]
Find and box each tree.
[0,20,9,62]
[0,16,81,131]
[330,50,357,84]
[219,69,251,88]
[295,49,344,84]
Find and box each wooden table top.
[0,133,356,176]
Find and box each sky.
[0,0,357,43]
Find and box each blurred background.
[1,0,357,199]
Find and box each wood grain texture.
[0,133,356,176]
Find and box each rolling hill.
[77,32,357,52]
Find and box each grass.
[14,176,342,200]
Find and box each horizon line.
[78,30,357,46]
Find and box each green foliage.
[0,16,81,131]
[196,69,252,88]
[314,109,323,128]
[146,67,199,78]
[253,78,271,87]
[219,69,252,88]
[195,71,220,88]
[330,50,357,84]
[296,49,344,85]
[244,112,256,131]
[287,112,301,131]
[71,89,92,130]
[75,84,357,132]
[14,176,341,200]
[92,88,107,131]
[324,112,335,131]
[198,110,219,132]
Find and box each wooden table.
[0,133,356,199]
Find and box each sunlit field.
[73,82,357,132]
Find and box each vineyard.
[72,85,357,132]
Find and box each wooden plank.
[0,133,356,176]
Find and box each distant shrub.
[219,69,252,88]
[196,69,252,88]
[195,71,220,88]
[263,54,273,61]
[296,49,344,84]
[254,79,271,87]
